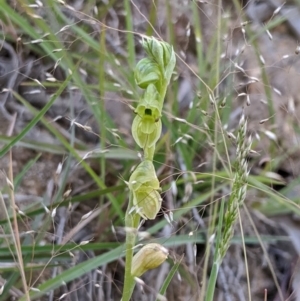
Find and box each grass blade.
[156,255,184,301]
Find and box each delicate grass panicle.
[219,114,252,260]
[122,37,176,301]
[206,114,252,301]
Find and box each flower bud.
[142,37,176,84]
[145,38,165,70]
[135,58,161,89]
[131,243,168,277]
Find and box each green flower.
[132,115,162,150]
[132,85,162,149]
[133,186,161,220]
[129,160,161,220]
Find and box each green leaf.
[156,255,184,300]
[18,245,125,301]
[0,72,73,157]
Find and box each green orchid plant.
[122,37,176,301]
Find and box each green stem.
[144,145,155,161]
[99,26,106,209]
[122,192,140,301]
[205,261,220,301]
[202,4,222,300]
[124,0,136,69]
[205,199,225,301]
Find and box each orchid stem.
[122,192,140,301]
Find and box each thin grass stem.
[205,199,225,301]
[122,192,140,301]
[124,0,136,69]
[238,208,252,301]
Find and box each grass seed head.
[218,113,251,261]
